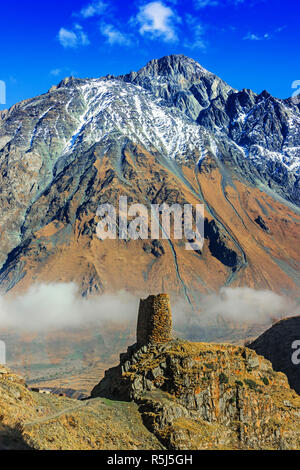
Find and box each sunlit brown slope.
[1,141,299,304]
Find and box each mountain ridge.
[119,55,300,205]
[0,54,299,301]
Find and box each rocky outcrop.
[249,316,300,395]
[2,342,299,450]
[91,339,300,450]
[1,298,300,450]
[92,297,300,450]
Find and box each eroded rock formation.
[91,296,300,450]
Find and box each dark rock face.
[249,316,300,395]
[255,215,269,232]
[120,55,300,206]
[204,219,238,268]
[143,240,165,258]
[120,55,234,122]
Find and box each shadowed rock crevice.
[0,423,34,450]
[254,215,269,232]
[204,219,238,269]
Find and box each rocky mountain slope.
[121,55,300,204]
[0,55,299,300]
[1,323,299,449]
[249,316,300,395]
[0,365,162,450]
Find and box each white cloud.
[58,28,78,48]
[58,25,90,48]
[0,283,138,331]
[184,15,207,50]
[50,68,62,76]
[199,287,289,324]
[74,24,90,45]
[243,25,286,41]
[243,32,270,41]
[1,283,297,338]
[244,33,260,41]
[173,287,298,333]
[79,1,108,18]
[50,68,78,77]
[100,24,132,46]
[194,0,257,7]
[135,1,180,42]
[195,0,219,7]
[275,25,286,33]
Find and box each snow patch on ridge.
[61,79,206,160]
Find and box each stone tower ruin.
[136,293,172,346]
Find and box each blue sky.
[1,0,299,108]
